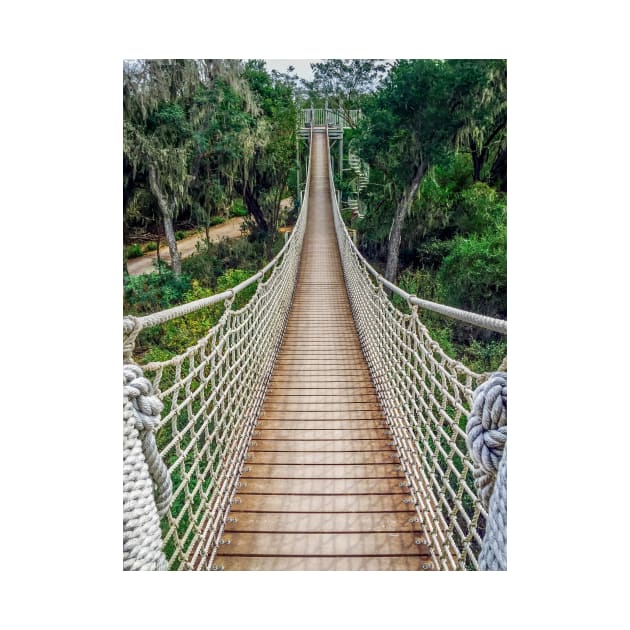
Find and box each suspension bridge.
[123,115,507,571]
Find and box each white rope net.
[122,144,312,571]
[326,131,504,570]
[122,125,506,571]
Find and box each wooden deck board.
[216,556,432,571]
[240,464,403,479]
[238,477,407,494]
[223,511,419,533]
[214,129,424,571]
[219,532,429,556]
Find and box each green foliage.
[145,241,158,252]
[135,268,260,361]
[240,61,297,234]
[175,230,186,240]
[153,280,218,354]
[181,245,224,288]
[437,224,507,318]
[123,267,192,314]
[229,200,248,217]
[180,236,271,291]
[462,339,507,374]
[208,216,225,226]
[217,269,257,309]
[408,152,474,239]
[456,183,506,236]
[126,243,144,259]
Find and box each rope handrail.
[327,144,507,335]
[324,121,506,570]
[123,125,314,570]
[324,111,507,351]
[124,198,305,340]
[122,121,506,570]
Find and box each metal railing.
[300,108,362,128]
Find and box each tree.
[357,60,508,282]
[123,59,200,275]
[123,59,261,275]
[359,60,460,282]
[449,60,507,189]
[187,74,261,240]
[305,59,388,122]
[234,61,297,242]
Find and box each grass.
[126,243,144,259]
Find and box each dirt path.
[127,217,246,276]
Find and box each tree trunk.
[384,160,428,283]
[205,224,210,249]
[243,186,269,233]
[148,163,181,275]
[162,216,181,275]
[470,138,482,181]
[123,220,130,276]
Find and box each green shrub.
[462,339,507,374]
[126,244,144,259]
[123,267,192,315]
[181,246,223,289]
[456,183,506,236]
[209,216,225,226]
[217,268,256,309]
[175,231,186,240]
[145,242,158,252]
[215,237,267,271]
[229,200,248,217]
[414,238,451,270]
[437,225,506,318]
[136,269,259,360]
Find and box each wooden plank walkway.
[215,129,431,570]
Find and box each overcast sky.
[264,59,321,81]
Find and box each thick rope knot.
[466,371,507,570]
[123,364,164,431]
[123,316,142,363]
[466,372,507,508]
[123,363,172,570]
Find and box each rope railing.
[122,127,314,570]
[325,124,507,570]
[123,119,506,571]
